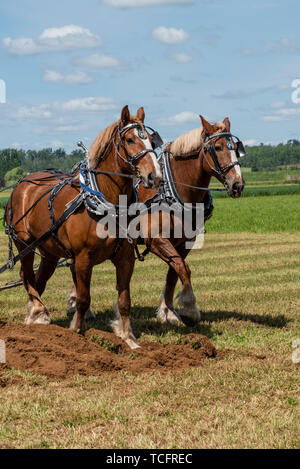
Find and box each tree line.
[241,139,300,172]
[0,148,85,186]
[0,140,300,186]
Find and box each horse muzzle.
[141,171,161,189]
[227,180,245,198]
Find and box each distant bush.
[4,166,27,187]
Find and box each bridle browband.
[202,131,245,182]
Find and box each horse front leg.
[174,244,200,324]
[66,260,96,320]
[69,253,92,334]
[150,238,200,324]
[110,243,139,349]
[18,249,51,325]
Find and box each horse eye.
[215,145,222,151]
[126,138,134,145]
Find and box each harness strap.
[0,193,84,275]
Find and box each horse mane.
[88,116,145,169]
[88,121,118,169]
[169,121,227,158]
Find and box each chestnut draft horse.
[135,115,245,325]
[5,106,162,349]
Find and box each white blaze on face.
[230,150,242,178]
[134,128,162,178]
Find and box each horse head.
[117,105,162,189]
[200,115,245,198]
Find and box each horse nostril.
[148,172,155,187]
[231,181,244,196]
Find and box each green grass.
[0,231,299,449]
[207,194,300,232]
[0,179,299,448]
[241,169,300,186]
[213,184,300,198]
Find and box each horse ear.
[137,106,145,123]
[223,117,231,131]
[199,115,214,137]
[121,105,130,126]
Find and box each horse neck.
[94,146,133,205]
[169,150,211,203]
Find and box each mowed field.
[0,192,299,449]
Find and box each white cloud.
[103,0,193,7]
[152,26,188,45]
[172,52,191,63]
[11,142,28,148]
[270,37,300,54]
[50,140,64,148]
[241,48,255,56]
[74,53,120,68]
[55,97,117,112]
[244,139,257,146]
[270,101,286,109]
[3,25,101,56]
[44,70,93,84]
[261,107,300,122]
[12,97,117,120]
[55,124,88,133]
[15,105,53,119]
[160,111,198,125]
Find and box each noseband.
[202,131,246,182]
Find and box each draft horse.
[5,106,162,348]
[136,115,245,325]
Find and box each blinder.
[236,140,246,158]
[145,126,164,150]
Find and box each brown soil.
[0,324,217,379]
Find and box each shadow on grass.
[52,305,215,339]
[201,310,290,328]
[52,305,290,342]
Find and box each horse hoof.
[156,306,184,325]
[24,314,51,325]
[179,315,199,327]
[178,308,201,324]
[125,338,141,350]
[69,326,84,334]
[85,309,96,320]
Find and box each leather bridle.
[202,131,245,183]
[115,123,159,171]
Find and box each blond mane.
[88,121,118,169]
[88,116,146,168]
[169,121,227,157]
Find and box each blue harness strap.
[79,163,106,199]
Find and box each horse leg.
[35,254,59,296]
[150,239,200,324]
[69,254,92,334]
[157,266,181,324]
[18,249,51,325]
[66,260,96,320]
[110,246,139,349]
[174,245,200,323]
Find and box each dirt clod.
[0,324,217,379]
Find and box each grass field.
[0,227,299,449]
[207,194,300,232]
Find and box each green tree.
[4,166,27,186]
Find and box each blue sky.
[0,0,300,150]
